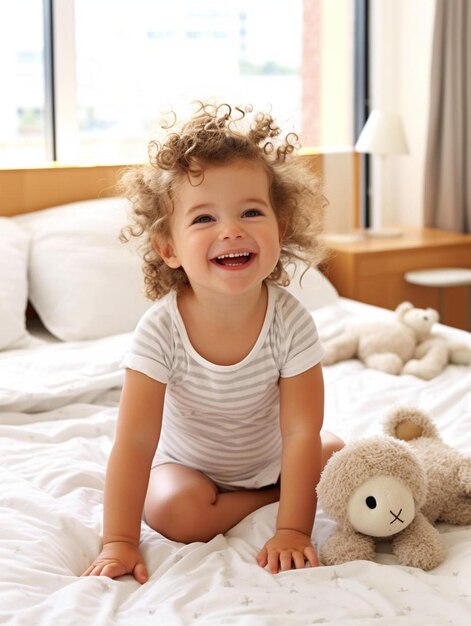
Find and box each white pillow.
[0,218,29,350]
[14,198,152,341]
[285,265,339,311]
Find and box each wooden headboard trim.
[0,155,323,217]
[0,165,125,216]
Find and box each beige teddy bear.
[321,301,471,379]
[383,406,471,525]
[316,436,445,570]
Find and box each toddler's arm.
[82,368,165,583]
[256,363,324,573]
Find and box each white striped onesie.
[121,282,324,491]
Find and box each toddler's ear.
[278,218,288,244]
[151,235,181,269]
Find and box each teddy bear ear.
[395,301,413,319]
[426,308,439,324]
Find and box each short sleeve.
[120,298,173,383]
[279,293,325,378]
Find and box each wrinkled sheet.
[1,299,470,625]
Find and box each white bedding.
[1,298,470,626]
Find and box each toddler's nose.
[219,221,244,240]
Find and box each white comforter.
[1,299,470,626]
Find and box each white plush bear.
[322,301,471,380]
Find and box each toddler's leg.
[145,432,343,544]
[321,430,345,468]
[143,463,279,543]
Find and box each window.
[0,0,47,165]
[0,0,355,167]
[74,0,306,162]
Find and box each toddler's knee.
[321,431,345,468]
[145,485,217,543]
[331,434,345,454]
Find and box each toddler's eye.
[243,209,262,218]
[192,214,214,224]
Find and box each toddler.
[83,102,344,583]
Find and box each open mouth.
[212,252,254,267]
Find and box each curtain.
[424,0,471,233]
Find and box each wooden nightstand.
[321,227,471,330]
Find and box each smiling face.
[155,159,283,298]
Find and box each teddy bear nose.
[390,508,405,524]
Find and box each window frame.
[43,0,56,159]
[354,0,370,227]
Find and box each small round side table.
[404,267,471,331]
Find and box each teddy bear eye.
[366,496,377,509]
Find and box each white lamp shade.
[355,110,409,155]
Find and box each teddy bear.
[383,406,471,525]
[321,301,471,380]
[316,434,445,570]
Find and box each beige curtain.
[424,0,471,233]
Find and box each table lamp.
[355,110,409,237]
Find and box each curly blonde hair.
[120,102,327,300]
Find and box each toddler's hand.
[256,529,319,573]
[81,540,148,584]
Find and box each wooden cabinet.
[321,227,471,330]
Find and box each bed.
[1,181,470,625]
